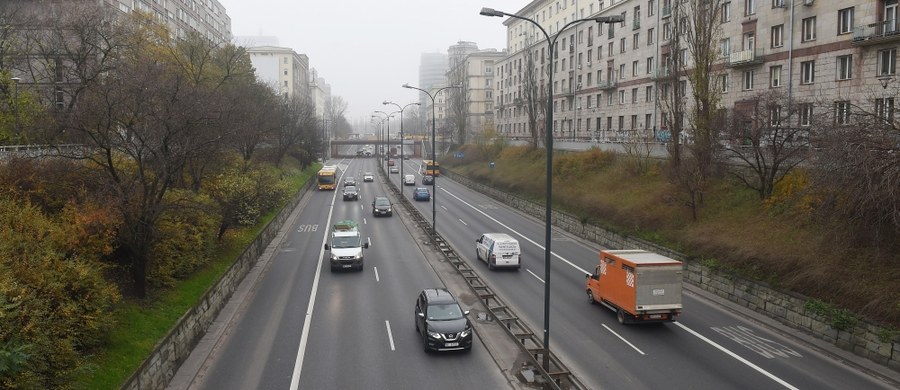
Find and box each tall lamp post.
[402,83,460,238]
[373,110,395,169]
[371,115,387,160]
[481,6,624,371]
[10,77,20,135]
[384,101,420,195]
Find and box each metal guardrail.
[383,166,587,390]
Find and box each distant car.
[403,174,416,185]
[342,185,359,201]
[413,187,431,201]
[403,155,410,160]
[422,175,434,185]
[388,159,396,166]
[372,196,392,217]
[390,166,399,174]
[363,172,375,182]
[415,288,473,352]
[343,177,357,187]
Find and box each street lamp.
[373,110,396,169]
[481,6,624,372]
[384,101,420,195]
[10,77,20,134]
[402,83,461,238]
[371,114,386,158]
[878,75,894,123]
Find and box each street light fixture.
[373,110,396,169]
[10,77,20,135]
[371,114,386,158]
[402,83,461,239]
[481,6,624,372]
[384,101,420,195]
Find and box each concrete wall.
[121,180,313,390]
[443,169,900,372]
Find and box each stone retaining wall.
[121,180,313,390]
[444,169,899,372]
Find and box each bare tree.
[448,56,469,146]
[724,90,812,200]
[520,38,547,149]
[273,95,317,167]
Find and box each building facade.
[447,41,506,143]
[418,52,449,131]
[246,46,311,101]
[105,0,232,44]
[495,0,900,143]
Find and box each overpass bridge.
[328,139,422,158]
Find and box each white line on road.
[374,266,380,282]
[674,322,798,390]
[440,205,448,211]
[385,320,396,351]
[458,218,468,226]
[368,237,372,247]
[526,268,544,283]
[602,324,646,355]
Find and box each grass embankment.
[447,145,900,329]
[76,164,319,390]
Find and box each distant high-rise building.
[418,52,448,132]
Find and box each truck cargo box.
[586,250,683,324]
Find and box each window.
[663,22,671,41]
[608,93,614,105]
[798,103,812,126]
[721,2,731,23]
[633,60,639,76]
[721,38,731,56]
[876,98,895,123]
[620,37,627,53]
[649,0,655,16]
[745,0,755,16]
[646,85,654,102]
[769,105,781,126]
[719,73,730,92]
[633,33,640,49]
[802,17,816,42]
[770,65,782,87]
[771,25,784,48]
[838,7,854,35]
[646,57,654,74]
[587,72,593,86]
[619,90,625,104]
[608,42,614,57]
[772,0,784,7]
[647,28,655,45]
[834,101,851,125]
[878,48,896,76]
[632,88,638,103]
[801,61,815,84]
[619,63,626,79]
[678,80,687,97]
[837,55,853,80]
[743,70,754,90]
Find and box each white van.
[475,233,521,270]
[403,174,416,185]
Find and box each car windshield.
[344,186,357,192]
[375,198,390,206]
[345,177,355,182]
[332,236,360,248]
[426,303,463,320]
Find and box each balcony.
[852,19,900,47]
[727,48,764,68]
[650,66,672,80]
[598,80,618,90]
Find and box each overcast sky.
[218,0,510,125]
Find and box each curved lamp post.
[402,83,460,238]
[371,114,388,162]
[383,101,420,195]
[373,110,396,169]
[481,6,624,371]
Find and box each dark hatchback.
[372,196,392,217]
[414,288,473,352]
[422,175,434,185]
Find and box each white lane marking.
[385,320,396,351]
[458,218,468,226]
[674,322,799,390]
[363,217,368,225]
[368,237,372,247]
[712,326,802,359]
[441,188,591,275]
[290,169,345,389]
[374,266,380,282]
[602,324,646,355]
[526,268,545,283]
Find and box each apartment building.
[105,0,232,44]
[447,41,507,142]
[246,46,311,102]
[495,0,899,143]
[418,53,449,131]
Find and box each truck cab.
[324,220,369,271]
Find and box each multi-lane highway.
[174,154,898,390]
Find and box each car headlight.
[427,330,442,339]
[330,254,338,261]
[460,328,471,338]
[387,207,392,212]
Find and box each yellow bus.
[422,160,440,176]
[317,165,338,190]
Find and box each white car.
[390,166,399,174]
[403,174,415,185]
[363,172,374,182]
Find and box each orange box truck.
[585,249,683,324]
